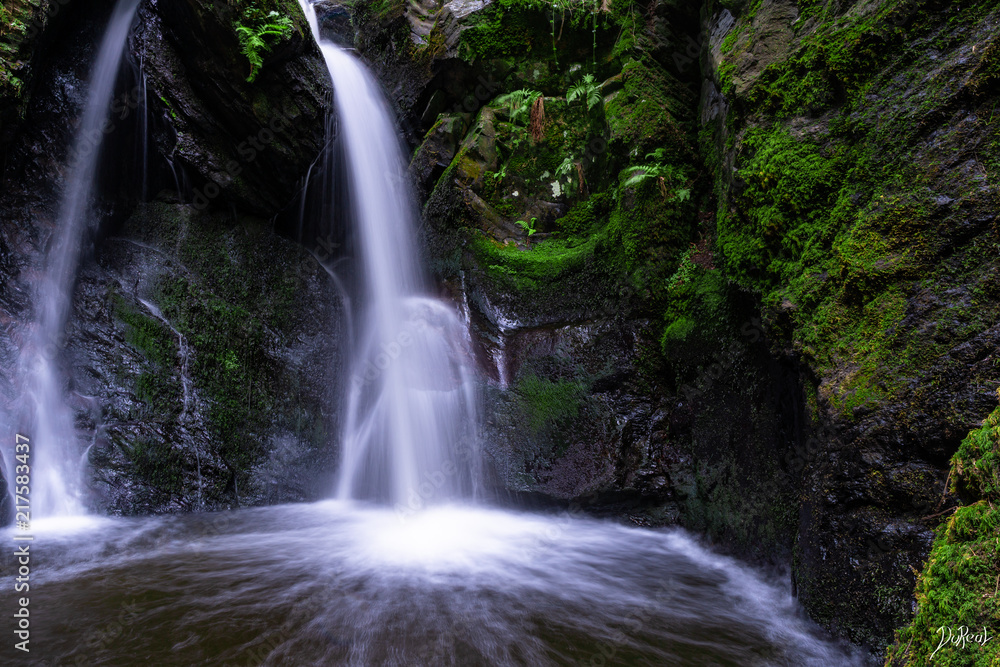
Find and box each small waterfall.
[297,1,479,508]
[12,0,141,517]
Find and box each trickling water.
[6,0,141,517]
[136,296,201,505]
[136,298,192,420]
[298,1,479,507]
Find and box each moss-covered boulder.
[887,399,1000,666]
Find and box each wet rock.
[75,200,345,514]
[133,0,332,216]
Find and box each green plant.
[566,74,602,111]
[556,155,576,179]
[624,149,691,201]
[233,8,293,82]
[667,243,698,289]
[515,216,539,236]
[496,88,543,127]
[488,163,508,183]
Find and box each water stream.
[1,503,862,666]
[298,2,479,507]
[4,0,141,517]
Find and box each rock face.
[0,0,73,141]
[702,0,1000,650]
[78,200,343,513]
[134,0,332,216]
[349,0,1000,657]
[0,0,343,514]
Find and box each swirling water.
[1,502,863,666]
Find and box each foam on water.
[0,503,864,665]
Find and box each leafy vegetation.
[495,88,543,129]
[566,73,601,111]
[515,216,539,236]
[515,374,586,434]
[624,148,691,202]
[232,2,294,82]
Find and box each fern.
[495,88,542,127]
[234,9,293,83]
[625,150,690,202]
[566,74,602,111]
[556,155,576,180]
[515,217,538,236]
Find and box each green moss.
[472,233,600,293]
[660,268,729,359]
[712,97,999,416]
[114,202,328,501]
[515,373,586,434]
[458,0,611,66]
[157,276,270,477]
[120,437,188,499]
[554,191,612,235]
[0,0,40,110]
[605,57,692,160]
[888,494,999,664]
[723,127,842,289]
[112,295,177,368]
[606,163,695,281]
[953,405,1000,503]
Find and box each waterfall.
[10,0,141,517]
[297,1,479,508]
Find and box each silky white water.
[3,0,141,517]
[299,1,479,507]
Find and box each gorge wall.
[0,0,343,513]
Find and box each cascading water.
[297,1,479,508]
[7,0,141,517]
